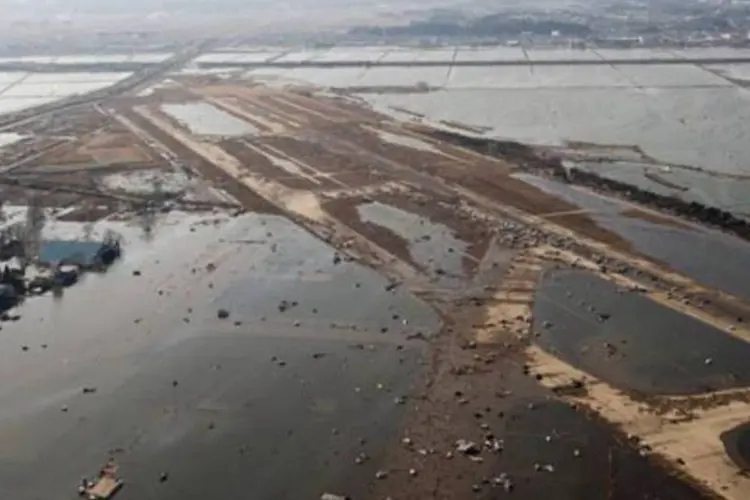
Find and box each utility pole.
[22,195,44,268]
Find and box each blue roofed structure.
[38,240,120,268]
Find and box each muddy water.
[0,210,439,500]
[357,80,750,220]
[533,269,750,395]
[721,422,750,472]
[496,400,708,499]
[0,132,23,148]
[572,160,750,220]
[0,335,423,500]
[516,173,750,301]
[214,213,440,334]
[356,201,468,279]
[161,102,260,137]
[375,129,440,154]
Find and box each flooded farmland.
[356,201,469,280]
[515,173,750,300]
[533,268,750,395]
[223,55,750,220]
[161,102,261,137]
[0,45,749,500]
[722,422,750,472]
[358,79,750,218]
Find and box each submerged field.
[176,46,750,219]
[0,46,749,499]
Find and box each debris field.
[0,72,748,500]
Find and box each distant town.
[0,0,749,56]
[338,0,750,49]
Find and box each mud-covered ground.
[0,75,748,500]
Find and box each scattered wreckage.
[78,460,123,500]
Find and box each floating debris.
[492,473,514,492]
[456,439,480,455]
[78,459,123,499]
[321,494,349,500]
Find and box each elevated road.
[195,56,750,69]
[0,39,215,132]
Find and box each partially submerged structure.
[38,238,121,269]
[0,206,122,304]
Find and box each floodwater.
[494,400,708,499]
[350,66,750,218]
[253,146,306,176]
[1,81,114,98]
[375,129,440,154]
[515,173,750,301]
[214,212,440,334]
[569,159,750,219]
[533,269,750,395]
[356,201,468,279]
[0,132,23,147]
[161,102,260,137]
[721,422,750,471]
[0,96,57,115]
[0,71,130,116]
[21,72,132,84]
[0,210,439,499]
[570,158,750,220]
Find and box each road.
[0,39,213,133]
[195,55,750,69]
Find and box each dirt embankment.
[425,129,750,241]
[566,168,750,238]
